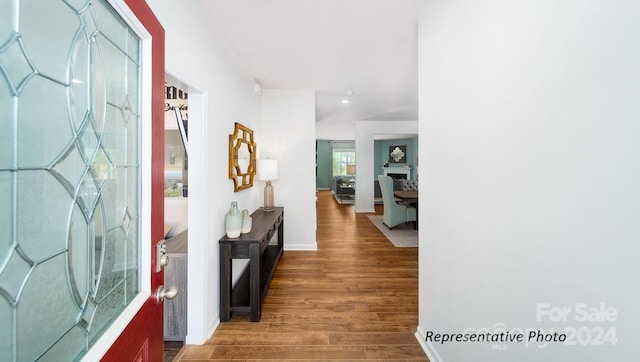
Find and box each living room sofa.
[329,176,355,204]
[332,176,406,204]
[332,176,355,197]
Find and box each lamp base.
[263,180,274,211]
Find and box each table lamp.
[346,164,356,183]
[258,159,278,211]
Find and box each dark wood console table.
[219,207,284,322]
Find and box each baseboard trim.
[284,243,318,251]
[415,326,442,362]
[185,317,219,345]
[355,208,376,213]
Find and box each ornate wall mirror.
[229,122,257,191]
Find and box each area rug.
[367,215,418,247]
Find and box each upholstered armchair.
[378,175,417,229]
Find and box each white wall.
[316,117,356,140]
[417,1,640,361]
[164,198,187,236]
[260,89,317,250]
[148,0,261,344]
[354,120,418,213]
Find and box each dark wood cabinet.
[219,207,284,322]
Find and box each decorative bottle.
[224,202,242,238]
[241,209,252,234]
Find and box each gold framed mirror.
[229,122,257,192]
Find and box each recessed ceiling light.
[341,90,354,104]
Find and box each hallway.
[174,190,426,360]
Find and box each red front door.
[0,0,166,360]
[102,1,165,360]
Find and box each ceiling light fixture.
[254,80,262,96]
[341,90,354,105]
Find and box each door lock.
[156,239,169,273]
[155,239,169,272]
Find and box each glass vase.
[224,201,242,238]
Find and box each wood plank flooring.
[174,190,427,361]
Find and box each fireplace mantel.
[383,167,411,180]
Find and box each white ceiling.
[201,0,425,124]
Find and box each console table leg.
[249,243,261,322]
[220,246,231,322]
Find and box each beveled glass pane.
[125,221,139,269]
[91,0,128,52]
[91,147,115,192]
[102,104,127,166]
[65,0,89,12]
[3,1,143,359]
[99,35,128,108]
[0,85,13,169]
[0,172,11,255]
[127,114,140,167]
[80,7,98,50]
[0,297,13,361]
[90,41,107,142]
[16,171,71,262]
[0,247,31,303]
[92,202,105,292]
[20,0,78,82]
[127,30,139,65]
[17,76,71,168]
[77,172,99,221]
[125,268,138,304]
[100,174,118,230]
[0,39,34,90]
[90,282,125,344]
[17,254,80,361]
[39,325,86,361]
[69,33,90,131]
[127,57,140,111]
[0,0,14,47]
[51,143,86,196]
[95,228,126,301]
[68,202,90,304]
[127,167,140,213]
[78,112,100,164]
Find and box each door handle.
[155,285,178,304]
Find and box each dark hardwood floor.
[164,341,184,362]
[171,190,426,361]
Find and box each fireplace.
[387,173,407,180]
[383,167,411,180]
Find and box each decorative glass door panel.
[0,0,143,360]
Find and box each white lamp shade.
[258,159,278,181]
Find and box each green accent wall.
[316,140,331,189]
[374,137,419,179]
[316,140,355,189]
